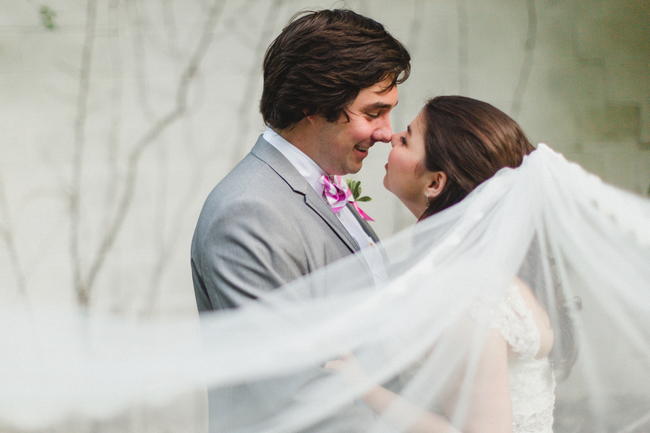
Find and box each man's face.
[310,79,398,175]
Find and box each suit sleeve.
[192,199,309,310]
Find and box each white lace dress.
[489,285,556,433]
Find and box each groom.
[191,9,410,432]
[192,9,410,311]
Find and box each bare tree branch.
[70,0,98,307]
[130,0,157,121]
[511,0,537,118]
[103,0,123,232]
[230,0,284,165]
[152,140,169,310]
[0,174,28,299]
[141,0,211,315]
[83,0,227,299]
[144,102,205,316]
[407,0,424,65]
[218,0,258,51]
[143,149,203,316]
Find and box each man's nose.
[372,117,393,143]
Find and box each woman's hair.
[419,95,577,378]
[260,9,410,130]
[419,95,534,220]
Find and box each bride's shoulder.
[467,279,553,360]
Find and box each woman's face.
[383,109,432,214]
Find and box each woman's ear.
[424,171,447,201]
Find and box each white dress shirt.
[263,128,386,284]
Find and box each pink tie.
[319,175,374,222]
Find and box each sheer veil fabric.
[1,144,649,432]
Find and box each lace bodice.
[489,285,556,433]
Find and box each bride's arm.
[457,328,512,433]
[325,329,512,433]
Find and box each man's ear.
[305,114,326,128]
[304,109,321,125]
[424,171,447,200]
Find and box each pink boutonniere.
[345,179,374,222]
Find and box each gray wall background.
[1,0,648,315]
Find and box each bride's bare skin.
[325,278,552,433]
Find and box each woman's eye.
[400,136,407,145]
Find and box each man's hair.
[260,9,410,130]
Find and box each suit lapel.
[346,202,390,275]
[346,202,380,243]
[251,136,360,253]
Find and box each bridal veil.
[2,144,649,432]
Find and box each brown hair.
[419,95,535,220]
[260,9,410,130]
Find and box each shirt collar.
[263,127,326,195]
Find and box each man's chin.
[341,164,362,175]
[348,166,362,174]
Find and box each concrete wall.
[1,0,648,314]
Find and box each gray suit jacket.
[191,136,381,431]
[191,135,379,312]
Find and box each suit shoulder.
[195,179,300,236]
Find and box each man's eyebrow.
[407,125,411,136]
[361,100,398,111]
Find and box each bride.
[1,97,649,433]
[326,96,561,433]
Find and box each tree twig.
[230,0,284,165]
[511,0,537,118]
[70,0,98,306]
[130,0,157,121]
[83,0,227,298]
[103,0,123,233]
[0,174,28,299]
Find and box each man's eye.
[367,112,380,119]
[400,136,407,145]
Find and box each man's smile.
[354,143,373,156]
